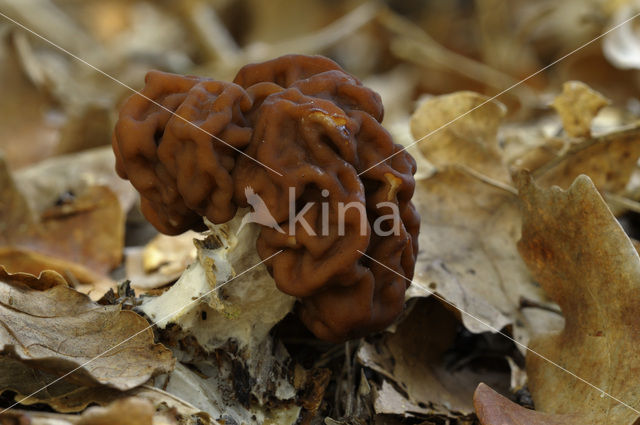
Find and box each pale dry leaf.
[142,232,198,274]
[0,152,124,295]
[124,232,198,291]
[130,385,209,423]
[506,135,567,174]
[551,81,610,138]
[75,397,167,425]
[0,395,192,425]
[503,114,640,202]
[410,162,548,340]
[473,383,591,425]
[409,91,552,344]
[36,185,124,274]
[532,126,640,194]
[410,91,508,181]
[14,146,137,215]
[372,380,432,417]
[516,171,640,423]
[408,89,640,352]
[0,247,114,299]
[0,267,175,391]
[0,357,202,415]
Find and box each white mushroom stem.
[140,210,295,351]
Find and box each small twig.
[209,1,380,76]
[603,192,640,214]
[0,0,102,60]
[255,2,380,58]
[378,8,537,109]
[344,340,355,417]
[183,0,240,62]
[454,164,518,195]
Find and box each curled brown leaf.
[0,267,174,393]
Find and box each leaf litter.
[3,1,640,424]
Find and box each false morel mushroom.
[112,55,420,341]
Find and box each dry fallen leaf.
[76,397,175,425]
[36,185,123,273]
[0,355,124,412]
[13,146,137,216]
[551,81,610,139]
[0,247,114,298]
[125,231,198,291]
[0,396,192,425]
[409,92,550,343]
[410,91,508,181]
[155,362,303,425]
[532,126,640,194]
[0,266,174,395]
[0,152,124,295]
[409,89,640,347]
[516,171,640,423]
[473,383,588,425]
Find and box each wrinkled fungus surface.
[113,55,420,341]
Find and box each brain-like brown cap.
[113,55,420,341]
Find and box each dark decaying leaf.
[358,297,511,419]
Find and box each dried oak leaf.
[516,172,640,423]
[502,81,640,196]
[0,248,113,297]
[410,91,508,181]
[0,267,174,392]
[551,81,610,139]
